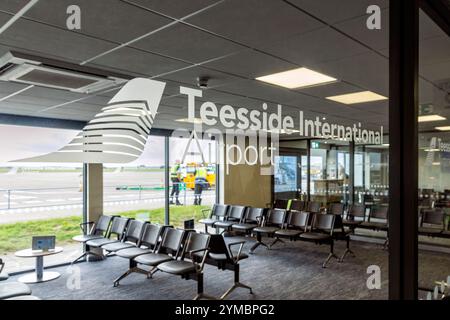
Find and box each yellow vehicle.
[182,162,216,190]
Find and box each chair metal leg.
[71,252,87,265]
[382,238,389,250]
[322,241,338,268]
[220,282,253,300]
[269,237,285,249]
[249,233,269,253]
[192,273,217,300]
[339,237,355,262]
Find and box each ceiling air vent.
[0,51,127,93]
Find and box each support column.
[389,0,419,300]
[306,140,311,202]
[85,163,103,261]
[349,140,355,204]
[165,136,170,226]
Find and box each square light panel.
[418,115,446,122]
[435,126,450,131]
[256,67,337,89]
[326,91,388,104]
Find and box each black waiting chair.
[419,208,445,237]
[361,206,389,231]
[84,217,130,259]
[203,234,252,299]
[101,219,147,253]
[113,223,164,287]
[199,204,229,233]
[328,203,345,216]
[133,228,185,278]
[299,213,338,268]
[157,232,212,300]
[250,209,287,253]
[213,205,246,234]
[290,199,306,212]
[270,210,310,248]
[268,199,289,210]
[0,259,39,300]
[71,215,114,264]
[360,205,389,248]
[305,201,321,213]
[343,204,366,230]
[231,207,265,235]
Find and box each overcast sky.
[0,125,215,167]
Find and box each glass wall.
[0,125,83,273]
[418,9,450,299]
[103,135,166,224]
[169,136,217,229]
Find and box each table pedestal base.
[18,271,60,284]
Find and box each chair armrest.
[201,208,211,219]
[0,259,4,273]
[256,216,265,227]
[79,221,95,233]
[228,241,246,263]
[189,248,209,271]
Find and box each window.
[0,125,83,273]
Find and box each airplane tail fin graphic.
[12,78,166,164]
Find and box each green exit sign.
[311,142,320,149]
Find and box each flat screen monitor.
[32,236,56,251]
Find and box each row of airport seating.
[272,199,450,241]
[72,216,252,300]
[0,259,40,300]
[199,204,354,267]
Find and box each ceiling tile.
[261,27,368,67]
[186,0,321,48]
[25,0,172,44]
[159,66,243,89]
[296,81,361,98]
[133,23,244,63]
[204,50,296,78]
[314,51,389,96]
[287,0,388,25]
[333,8,389,52]
[90,47,189,77]
[126,0,218,18]
[0,17,116,63]
[0,0,30,14]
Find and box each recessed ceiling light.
[424,148,440,152]
[264,129,300,134]
[382,143,389,147]
[432,162,441,166]
[418,115,446,122]
[326,91,388,104]
[256,67,337,89]
[175,118,203,124]
[435,126,450,131]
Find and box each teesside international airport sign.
[180,86,384,145]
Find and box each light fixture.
[418,115,446,122]
[432,162,441,166]
[424,148,440,152]
[263,128,300,134]
[176,118,203,124]
[382,143,389,147]
[326,91,388,104]
[256,67,336,89]
[435,126,450,131]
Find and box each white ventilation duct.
[0,51,126,93]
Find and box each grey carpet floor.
[9,237,450,300]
